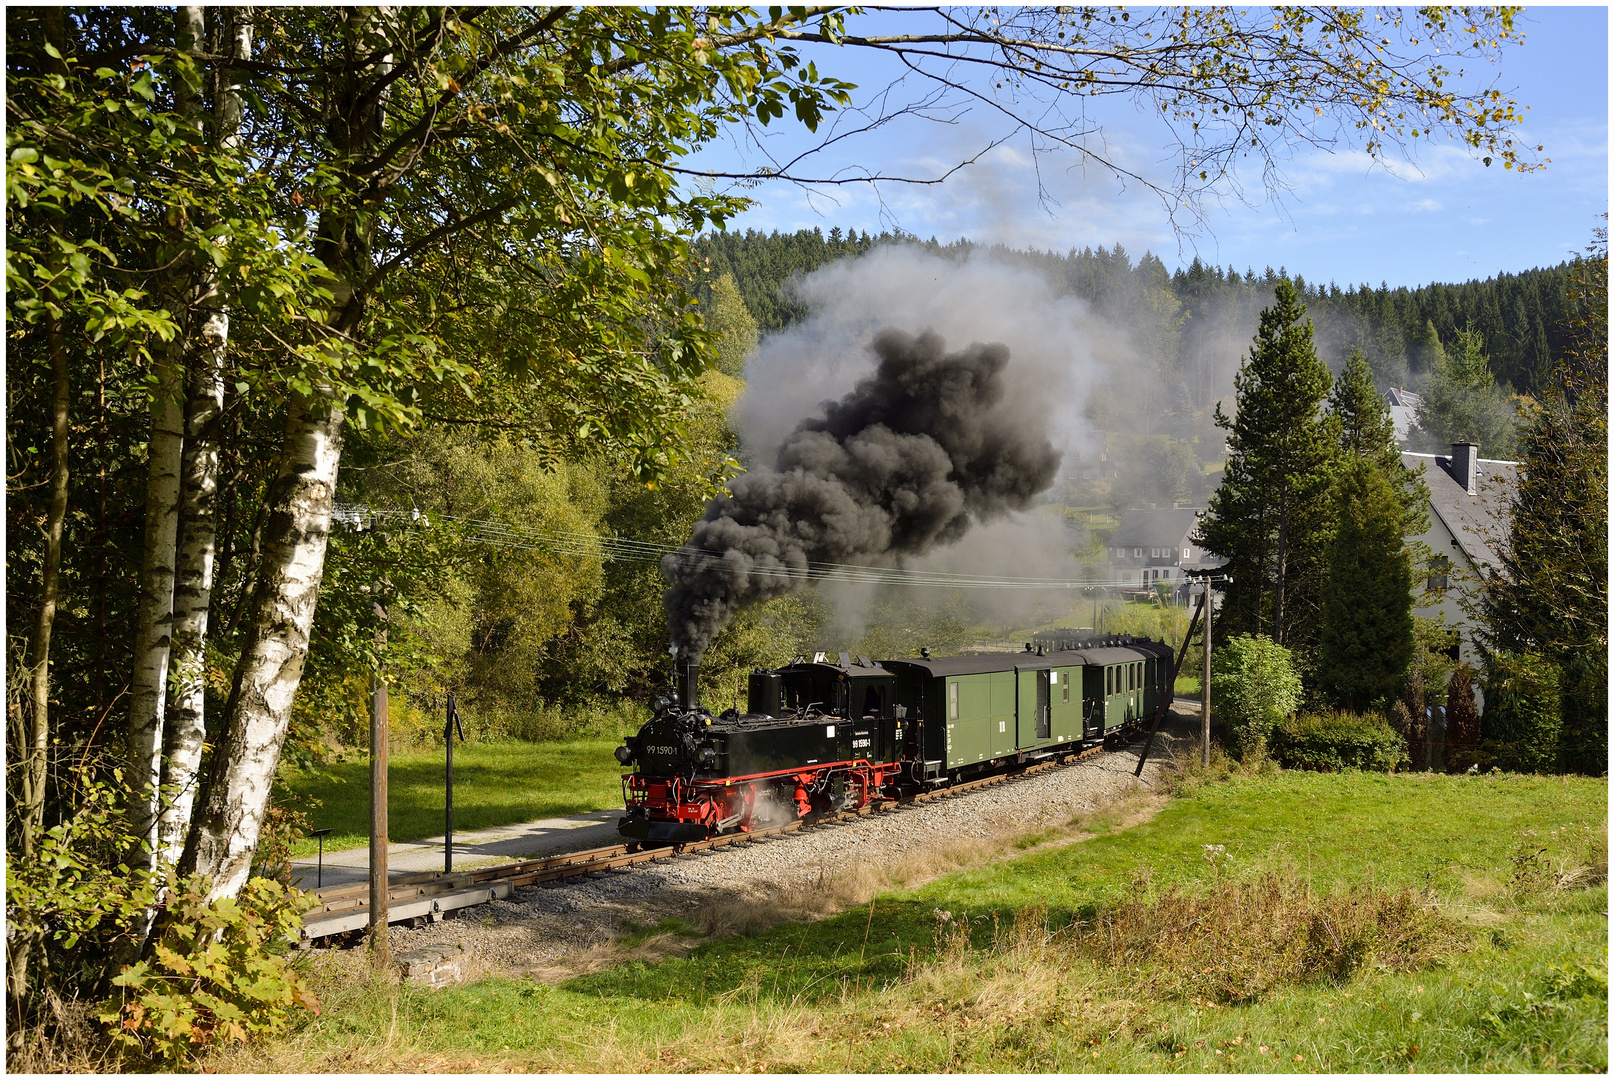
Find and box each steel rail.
[296,728,1158,945]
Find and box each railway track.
[298,737,1126,945]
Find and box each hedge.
[1271,711,1409,773]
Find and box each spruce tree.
[1316,458,1416,710]
[1410,328,1517,456]
[1197,277,1337,660]
[1330,348,1431,533]
[1481,230,1607,772]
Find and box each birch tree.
[157,7,253,867]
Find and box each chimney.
[678,656,701,711]
[1449,443,1479,495]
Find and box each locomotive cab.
[618,654,905,845]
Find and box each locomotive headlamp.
[613,744,635,765]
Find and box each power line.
[335,504,1218,591]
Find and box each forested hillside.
[697,228,1575,396]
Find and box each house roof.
[1109,507,1202,549]
[1402,451,1518,574]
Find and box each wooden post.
[1202,580,1212,767]
[369,600,389,967]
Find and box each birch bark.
[158,6,250,866]
[180,392,345,899]
[181,7,395,899]
[127,344,184,866]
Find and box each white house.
[1402,442,1518,670]
[1106,506,1222,594]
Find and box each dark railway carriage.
[618,655,905,844]
[616,635,1178,845]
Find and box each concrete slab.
[291,808,622,891]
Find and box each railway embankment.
[305,706,1200,978]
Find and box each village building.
[1403,442,1518,670]
[1106,505,1221,597]
[1385,386,1423,445]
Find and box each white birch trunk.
[128,347,184,867]
[158,6,250,867]
[180,392,345,900]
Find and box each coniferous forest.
[697,226,1576,397]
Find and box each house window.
[1183,548,1191,560]
[1133,548,1142,557]
[1427,555,1450,593]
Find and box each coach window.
[947,681,959,720]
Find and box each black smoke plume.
[663,328,1061,658]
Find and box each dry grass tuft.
[6,991,123,1074]
[1066,871,1464,1003]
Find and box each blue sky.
[687,7,1608,289]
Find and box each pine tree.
[703,272,760,378]
[1197,278,1337,660]
[1408,319,1444,378]
[1315,458,1416,710]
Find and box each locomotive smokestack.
[678,656,701,711]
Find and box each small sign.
[825,724,836,737]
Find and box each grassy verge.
[282,737,628,856]
[232,766,1606,1072]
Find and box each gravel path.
[349,708,1198,980]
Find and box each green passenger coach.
[881,635,1175,784]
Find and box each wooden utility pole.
[1202,580,1213,767]
[369,600,389,967]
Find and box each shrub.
[1210,634,1302,759]
[8,771,321,1067]
[1481,653,1564,773]
[1447,663,1481,758]
[1271,711,1409,772]
[99,876,320,1064]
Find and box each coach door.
[1015,667,1051,748]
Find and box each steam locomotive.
[615,632,1176,845]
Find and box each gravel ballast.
[348,710,1198,979]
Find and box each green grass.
[235,768,1606,1072]
[281,737,627,856]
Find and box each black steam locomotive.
[615,632,1175,845]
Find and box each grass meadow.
[281,737,629,857]
[223,761,1607,1072]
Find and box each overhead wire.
[336,505,1222,591]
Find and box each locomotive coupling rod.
[1134,588,1207,777]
